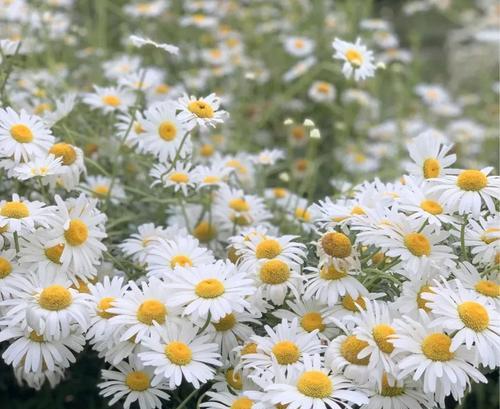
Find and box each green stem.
[175,388,199,409]
[13,231,20,253]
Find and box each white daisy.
[11,153,63,181]
[150,162,197,195]
[119,223,171,264]
[46,142,86,191]
[464,215,500,266]
[83,85,135,113]
[80,175,126,204]
[283,36,315,57]
[308,81,336,103]
[0,193,53,233]
[0,249,25,299]
[176,93,228,129]
[332,37,377,81]
[453,262,499,307]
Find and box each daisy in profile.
[18,230,67,276]
[464,215,500,265]
[80,175,126,204]
[0,249,25,298]
[406,132,456,179]
[177,93,228,129]
[429,167,500,216]
[11,153,62,181]
[46,142,85,191]
[150,162,198,195]
[308,81,336,103]
[423,280,500,369]
[116,112,147,152]
[453,262,499,307]
[241,319,324,378]
[98,357,170,409]
[0,107,54,162]
[333,37,376,81]
[392,311,487,405]
[119,223,171,264]
[266,354,368,409]
[0,193,53,233]
[139,321,221,388]
[83,85,135,113]
[283,36,315,57]
[141,101,190,163]
[167,260,254,321]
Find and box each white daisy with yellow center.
[80,175,126,204]
[119,223,172,264]
[464,215,500,266]
[308,80,336,103]
[0,249,25,298]
[176,93,228,130]
[0,193,53,233]
[150,162,197,195]
[83,85,134,113]
[333,37,376,81]
[283,36,315,57]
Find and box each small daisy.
[0,249,25,299]
[177,93,228,129]
[80,175,126,204]
[116,112,147,152]
[150,162,197,195]
[0,194,53,233]
[83,85,135,113]
[119,223,171,264]
[308,81,336,103]
[415,84,450,106]
[453,262,499,307]
[194,162,231,189]
[464,215,500,265]
[333,37,376,81]
[316,230,359,271]
[139,321,221,388]
[102,55,142,80]
[201,390,258,409]
[18,230,67,277]
[283,36,315,57]
[11,154,63,181]
[46,142,86,191]
[251,149,285,166]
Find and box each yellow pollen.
[1,201,29,219]
[230,397,253,409]
[200,143,215,157]
[457,170,487,191]
[295,158,309,172]
[193,221,216,242]
[422,158,440,178]
[341,335,370,365]
[345,48,363,66]
[291,126,306,140]
[296,371,332,398]
[416,285,434,312]
[195,278,225,298]
[188,100,214,118]
[64,219,89,246]
[420,199,443,215]
[202,175,220,184]
[320,264,348,280]
[229,198,250,212]
[34,103,52,115]
[92,185,109,197]
[273,188,288,198]
[0,257,13,279]
[321,232,352,258]
[475,280,499,298]
[342,295,366,312]
[482,228,500,244]
[10,124,34,143]
[380,374,405,397]
[272,341,301,365]
[155,83,170,94]
[351,206,365,215]
[169,172,189,184]
[39,285,72,311]
[300,312,325,332]
[316,82,331,94]
[295,207,311,222]
[458,301,489,332]
[255,239,282,259]
[44,244,65,264]
[136,299,167,325]
[158,121,177,141]
[125,371,150,391]
[404,233,431,257]
[170,255,193,269]
[225,368,242,390]
[371,252,385,265]
[97,296,116,319]
[101,95,121,107]
[421,333,454,361]
[213,313,237,331]
[29,331,45,343]
[165,341,193,365]
[241,342,258,355]
[49,143,77,165]
[259,259,290,285]
[226,159,248,175]
[372,324,396,353]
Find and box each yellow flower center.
[300,312,325,332]
[380,374,405,397]
[482,228,500,244]
[10,124,33,143]
[155,83,170,94]
[195,278,225,298]
[136,299,167,325]
[255,239,282,259]
[320,265,348,280]
[341,335,370,365]
[49,143,77,165]
[64,219,89,246]
[457,301,489,332]
[125,371,150,391]
[101,95,121,107]
[457,170,487,191]
[73,277,92,294]
[169,172,189,184]
[200,143,215,157]
[321,232,352,258]
[345,48,363,66]
[230,397,253,409]
[1,201,29,219]
[341,295,366,312]
[158,121,177,141]
[29,331,45,343]
[371,251,385,265]
[416,285,434,312]
[39,285,72,311]
[241,342,257,355]
[229,198,250,212]
[296,371,332,398]
[202,175,220,184]
[372,324,396,353]
[316,82,331,94]
[225,368,242,390]
[404,233,431,257]
[188,100,214,118]
[475,280,499,298]
[420,199,443,215]
[44,244,65,264]
[170,254,193,269]
[273,188,288,199]
[0,257,13,279]
[259,259,290,284]
[34,103,52,115]
[193,221,217,242]
[272,341,301,365]
[421,333,454,361]
[92,185,109,198]
[213,313,237,331]
[164,341,193,365]
[97,296,116,319]
[422,158,440,178]
[295,207,311,222]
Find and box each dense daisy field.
[0,0,499,408]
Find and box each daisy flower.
[283,36,315,57]
[98,357,170,409]
[316,230,359,271]
[453,262,499,307]
[139,321,221,388]
[415,84,450,106]
[141,100,190,163]
[0,107,54,162]
[116,111,147,152]
[464,215,500,265]
[80,175,126,204]
[251,149,285,167]
[177,93,228,129]
[83,85,135,113]
[0,249,25,299]
[332,37,376,81]
[167,260,254,321]
[119,223,172,264]
[201,390,258,409]
[194,162,231,189]
[18,230,67,277]
[406,132,456,179]
[429,167,500,216]
[11,153,63,181]
[150,162,197,195]
[0,193,53,233]
[46,142,86,191]
[266,354,368,409]
[308,81,336,103]
[123,1,167,18]
[101,55,142,79]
